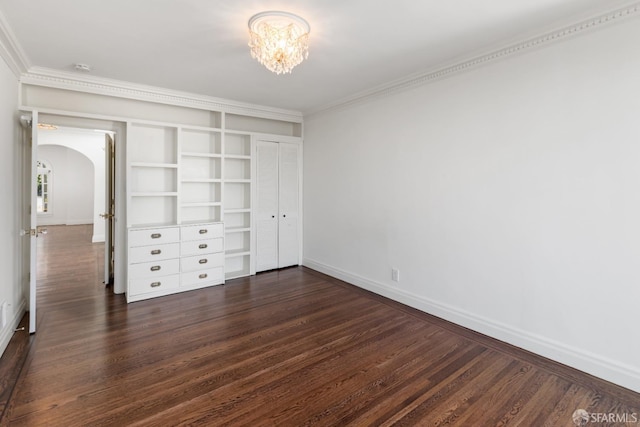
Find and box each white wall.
[303,16,640,393]
[0,55,25,356]
[38,130,107,242]
[37,145,95,227]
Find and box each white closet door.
[255,141,279,272]
[278,143,299,268]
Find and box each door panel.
[256,220,278,271]
[29,111,39,334]
[278,217,298,268]
[104,134,115,285]
[255,141,279,272]
[278,143,299,215]
[278,143,299,268]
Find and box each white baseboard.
[92,234,105,243]
[0,298,27,358]
[303,258,640,394]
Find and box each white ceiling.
[0,0,635,113]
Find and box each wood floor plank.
[1,224,639,426]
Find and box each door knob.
[21,227,48,236]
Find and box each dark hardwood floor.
[1,225,638,426]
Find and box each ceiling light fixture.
[248,11,310,75]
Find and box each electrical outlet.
[391,268,400,282]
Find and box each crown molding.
[0,9,30,77]
[305,1,640,118]
[20,67,303,123]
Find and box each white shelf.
[224,208,251,214]
[224,158,251,180]
[181,157,221,181]
[225,250,250,258]
[180,202,222,208]
[181,209,221,224]
[179,127,222,225]
[224,154,251,160]
[130,162,179,168]
[225,253,251,280]
[225,227,250,234]
[181,179,222,183]
[224,179,251,184]
[131,192,179,197]
[181,124,222,132]
[181,152,222,158]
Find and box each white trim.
[92,234,105,243]
[302,257,640,394]
[20,67,303,123]
[0,9,30,77]
[0,298,27,358]
[252,133,302,145]
[305,1,640,117]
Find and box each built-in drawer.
[180,267,224,288]
[129,274,180,295]
[181,223,224,241]
[129,258,179,279]
[180,252,224,272]
[129,227,180,247]
[129,242,180,264]
[180,238,223,257]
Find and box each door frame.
[104,133,116,286]
[20,109,128,331]
[252,134,303,273]
[21,111,48,333]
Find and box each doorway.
[37,125,115,284]
[20,110,126,333]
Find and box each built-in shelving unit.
[179,127,223,225]
[223,132,253,279]
[126,112,301,300]
[127,123,179,227]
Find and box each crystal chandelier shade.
[248,11,310,75]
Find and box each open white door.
[28,111,39,334]
[102,133,115,286]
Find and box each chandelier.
[248,11,310,75]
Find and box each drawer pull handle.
[199,229,208,234]
[199,243,208,249]
[151,233,162,239]
[199,273,208,279]
[150,265,161,271]
[151,249,161,255]
[150,282,161,288]
[199,259,208,264]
